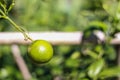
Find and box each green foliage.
[0,0,120,80]
[99,67,120,79]
[88,59,104,79]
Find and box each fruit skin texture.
[28,40,53,64]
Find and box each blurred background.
[0,0,120,80]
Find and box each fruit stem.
[5,16,33,42]
[0,1,33,41]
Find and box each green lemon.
[28,40,53,64]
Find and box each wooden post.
[117,45,120,80]
[11,44,32,80]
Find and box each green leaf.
[7,0,15,12]
[88,21,108,32]
[103,0,118,17]
[85,49,98,59]
[88,59,104,79]
[0,0,6,7]
[103,0,120,20]
[116,2,120,19]
[104,45,116,60]
[0,0,15,14]
[71,51,81,59]
[65,58,80,68]
[99,66,120,79]
[0,1,7,14]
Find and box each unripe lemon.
[28,40,53,64]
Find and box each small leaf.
[88,59,104,79]
[103,0,118,17]
[88,21,108,32]
[104,45,116,60]
[71,51,81,59]
[116,2,120,19]
[99,66,120,79]
[85,49,98,59]
[0,0,6,7]
[7,0,15,12]
[0,1,7,14]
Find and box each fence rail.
[0,32,120,45]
